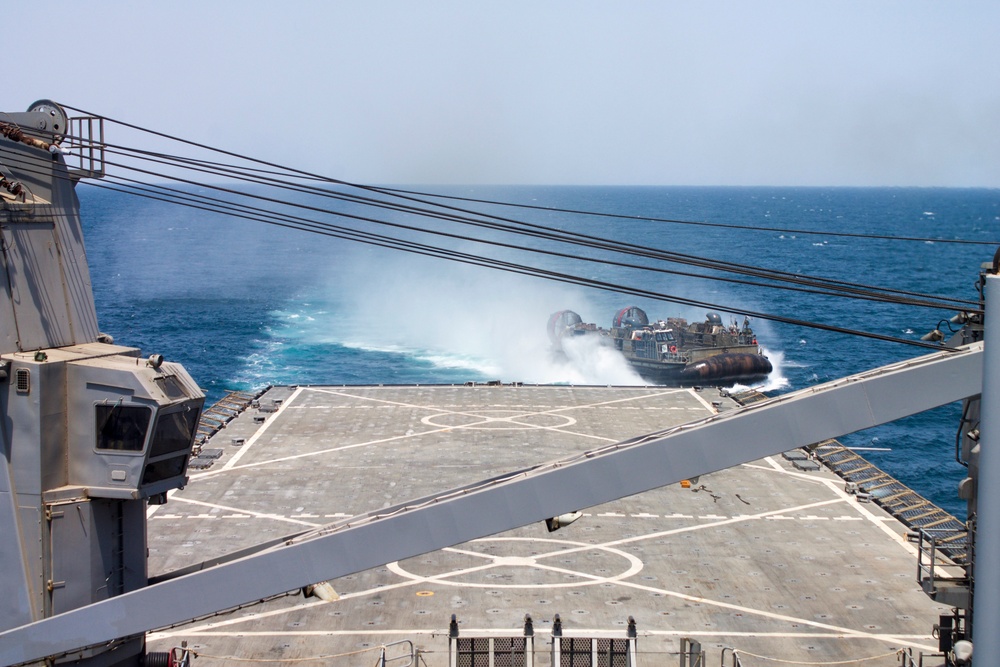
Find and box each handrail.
[720,647,742,667]
[378,639,415,667]
[916,527,969,595]
[65,115,105,179]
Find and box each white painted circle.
[388,536,643,588]
[421,409,577,430]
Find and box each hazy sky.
[8,2,1000,187]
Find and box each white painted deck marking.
[189,386,701,478]
[219,386,306,471]
[747,455,920,555]
[151,525,934,653]
[687,387,721,412]
[387,537,643,589]
[168,496,321,527]
[149,386,939,657]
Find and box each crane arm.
[0,341,983,666]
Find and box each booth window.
[141,457,188,486]
[96,404,151,452]
[148,408,200,459]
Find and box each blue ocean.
[78,185,999,518]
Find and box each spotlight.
[952,639,973,664]
[302,581,339,602]
[545,511,583,532]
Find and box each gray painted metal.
[975,273,1000,663]
[0,138,101,353]
[0,427,35,629]
[0,341,983,666]
[2,115,205,667]
[0,341,204,665]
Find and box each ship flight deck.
[146,384,953,666]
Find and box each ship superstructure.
[1,102,204,666]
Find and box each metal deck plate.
[146,385,951,666]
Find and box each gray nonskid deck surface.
[146,385,951,666]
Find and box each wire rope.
[10,108,984,350]
[69,142,982,312]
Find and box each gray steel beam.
[0,341,984,666]
[975,274,1000,663]
[0,432,35,630]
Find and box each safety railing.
[916,527,970,605]
[377,640,415,667]
[719,647,742,667]
[65,115,105,179]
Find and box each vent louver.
[14,368,29,394]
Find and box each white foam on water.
[304,253,647,384]
[268,249,783,389]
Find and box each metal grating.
[595,638,631,667]
[493,638,527,667]
[187,457,216,470]
[15,368,29,393]
[814,440,967,564]
[559,638,595,667]
[727,388,769,405]
[195,389,267,442]
[456,638,491,667]
[454,637,528,667]
[731,391,969,567]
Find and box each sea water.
[78,185,1000,517]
